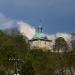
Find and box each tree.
[54,37,69,75]
[71,33,75,50]
[20,60,35,75]
[0,30,30,74]
[0,65,6,75]
[54,37,68,52]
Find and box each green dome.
[31,26,49,40]
[33,32,47,40]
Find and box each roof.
[32,32,48,40]
[31,26,51,41]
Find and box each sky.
[0,0,75,35]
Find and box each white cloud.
[0,13,15,29]
[1,21,13,29]
[18,21,35,40]
[0,13,36,39]
[55,33,71,42]
[47,34,56,44]
[0,13,72,47]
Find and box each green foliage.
[20,60,35,75]
[0,30,75,75]
[0,70,6,75]
[0,65,6,75]
[0,30,30,74]
[54,37,69,52]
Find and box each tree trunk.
[69,66,74,75]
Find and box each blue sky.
[0,0,75,34]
